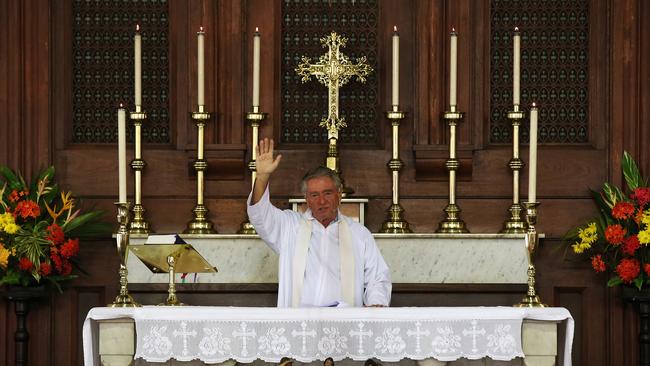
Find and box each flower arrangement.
[0,166,110,291]
[569,152,650,289]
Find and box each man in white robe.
[247,138,392,307]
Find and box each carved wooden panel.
[71,0,170,144]
[280,0,380,145]
[490,0,590,144]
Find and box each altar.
[83,306,572,366]
[126,234,532,285]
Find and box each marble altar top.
[126,234,531,284]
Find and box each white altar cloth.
[83,306,573,366]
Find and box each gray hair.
[300,166,342,194]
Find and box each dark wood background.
[1,0,649,365]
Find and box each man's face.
[305,176,341,227]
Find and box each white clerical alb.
[247,186,392,307]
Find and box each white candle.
[392,26,399,106]
[198,27,205,106]
[528,103,538,203]
[252,27,261,107]
[134,25,142,106]
[449,28,458,107]
[513,27,521,106]
[118,105,127,203]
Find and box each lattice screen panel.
[72,0,169,144]
[281,0,379,145]
[490,0,589,144]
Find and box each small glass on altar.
[130,243,217,306]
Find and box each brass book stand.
[130,244,217,306]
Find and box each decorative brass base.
[514,265,547,307]
[161,294,185,306]
[184,204,217,234]
[109,266,141,307]
[238,217,257,235]
[514,203,546,307]
[130,203,151,234]
[380,204,412,233]
[436,203,469,233]
[110,202,141,308]
[513,294,546,308]
[109,293,141,308]
[500,203,527,233]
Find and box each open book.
[144,234,186,244]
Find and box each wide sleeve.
[247,185,298,253]
[361,230,392,306]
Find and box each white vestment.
[247,186,392,307]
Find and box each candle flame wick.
[119,103,124,108]
[200,26,204,32]
[136,24,140,32]
[532,102,537,107]
[393,25,397,32]
[255,26,259,32]
[514,26,519,32]
[452,27,456,33]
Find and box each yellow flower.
[642,209,650,227]
[3,222,18,234]
[572,241,591,254]
[0,212,13,227]
[578,222,598,245]
[0,244,9,269]
[639,230,650,245]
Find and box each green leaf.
[64,211,112,238]
[622,151,647,190]
[607,276,623,287]
[0,270,22,285]
[634,276,644,290]
[0,166,25,191]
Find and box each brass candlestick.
[184,105,217,234]
[436,105,469,233]
[129,105,152,234]
[238,106,267,234]
[109,202,140,307]
[501,105,527,233]
[380,105,411,233]
[514,201,546,307]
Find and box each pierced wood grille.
[490,0,589,144]
[281,0,379,145]
[72,0,170,144]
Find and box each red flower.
[644,264,650,277]
[18,257,33,271]
[8,190,21,202]
[46,224,65,246]
[60,238,79,258]
[591,255,606,272]
[59,261,72,276]
[605,224,626,245]
[14,200,40,219]
[612,202,635,220]
[631,188,650,207]
[50,252,63,272]
[616,258,641,283]
[39,262,52,276]
[635,208,644,225]
[622,235,641,255]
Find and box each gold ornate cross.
[295,32,372,141]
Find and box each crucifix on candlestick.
[295,32,372,195]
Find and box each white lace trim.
[135,317,523,363]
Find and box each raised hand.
[256,138,282,176]
[250,138,282,204]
